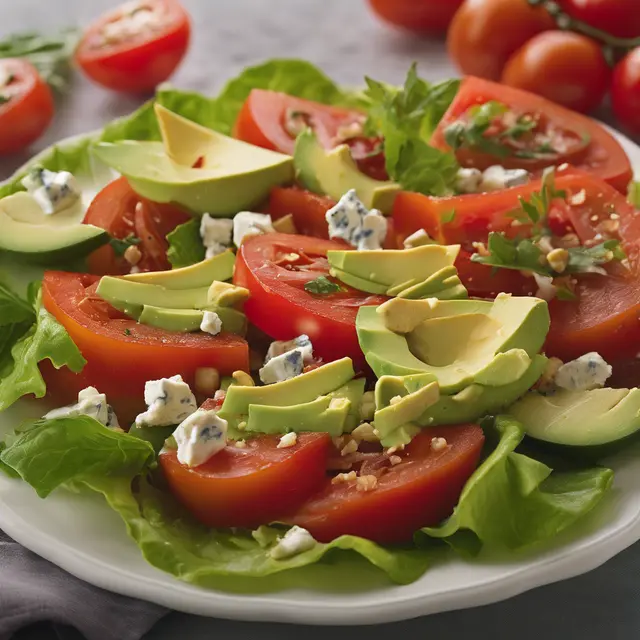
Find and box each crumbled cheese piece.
[200,310,222,336]
[124,245,142,266]
[533,272,557,301]
[325,189,387,251]
[358,391,376,420]
[270,526,317,559]
[235,440,247,449]
[265,334,313,365]
[456,167,483,194]
[403,228,432,249]
[356,475,378,492]
[232,211,274,247]
[259,348,304,385]
[480,165,530,191]
[554,352,612,391]
[431,437,448,452]
[332,471,357,484]
[389,455,403,466]
[44,386,119,429]
[22,167,81,215]
[173,409,228,467]
[135,374,197,427]
[199,214,233,258]
[277,432,298,448]
[101,4,167,44]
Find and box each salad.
[0,58,637,588]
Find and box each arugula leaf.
[166,218,206,269]
[444,101,510,158]
[304,276,341,295]
[109,234,140,257]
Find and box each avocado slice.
[93,105,294,216]
[356,293,550,394]
[294,129,400,215]
[0,191,108,263]
[138,305,247,336]
[124,251,235,289]
[327,378,366,432]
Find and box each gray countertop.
[1,1,639,638]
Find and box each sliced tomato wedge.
[233,233,387,370]
[431,76,632,192]
[40,271,248,423]
[160,431,331,529]
[84,177,191,275]
[285,425,485,544]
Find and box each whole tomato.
[559,0,640,39]
[611,48,640,133]
[502,31,610,113]
[447,0,555,81]
[368,0,465,34]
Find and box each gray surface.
[0,1,639,638]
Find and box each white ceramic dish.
[0,129,638,626]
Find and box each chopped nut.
[351,422,379,443]
[472,241,489,256]
[194,367,221,396]
[386,444,405,455]
[559,233,580,248]
[590,214,599,222]
[359,391,376,421]
[389,455,402,466]
[598,218,620,235]
[235,440,247,449]
[333,119,365,144]
[232,370,255,387]
[277,432,298,449]
[332,471,357,484]
[536,356,563,392]
[272,214,298,235]
[237,421,247,431]
[610,213,620,220]
[356,474,378,492]
[546,248,569,273]
[389,395,403,406]
[569,189,586,206]
[341,438,358,456]
[124,244,142,266]
[431,437,448,452]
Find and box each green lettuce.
[166,218,205,269]
[421,416,614,554]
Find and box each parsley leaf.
[566,240,626,275]
[472,233,550,276]
[304,276,341,295]
[109,234,141,257]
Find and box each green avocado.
[0,191,108,263]
[137,305,247,336]
[124,251,235,289]
[326,378,366,432]
[294,129,400,215]
[327,244,467,299]
[357,293,549,394]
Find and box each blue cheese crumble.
[259,348,305,385]
[135,374,197,427]
[173,408,228,467]
[325,190,387,251]
[554,352,612,391]
[21,166,81,215]
[233,211,274,247]
[270,525,317,560]
[199,214,233,258]
[265,334,313,365]
[456,165,529,194]
[44,386,119,429]
[200,310,222,336]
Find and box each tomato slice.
[0,59,54,155]
[84,177,191,275]
[285,425,485,544]
[159,432,331,529]
[74,0,191,93]
[431,76,632,192]
[233,233,386,370]
[40,271,248,423]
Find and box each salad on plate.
[0,58,637,589]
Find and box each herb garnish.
[109,234,141,257]
[304,276,341,295]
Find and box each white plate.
[0,129,639,626]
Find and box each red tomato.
[368,0,465,34]
[286,425,485,544]
[501,32,610,114]
[233,233,387,371]
[559,0,640,39]
[40,271,248,423]
[75,0,190,93]
[612,48,640,134]
[447,0,555,81]
[431,76,633,192]
[160,432,331,529]
[84,177,191,275]
[0,59,54,155]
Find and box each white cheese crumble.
[259,348,305,385]
[277,432,298,448]
[173,408,228,467]
[265,334,313,365]
[325,189,387,251]
[456,168,483,194]
[199,214,233,258]
[270,526,317,560]
[22,167,81,215]
[403,228,431,249]
[554,352,612,391]
[44,386,120,429]
[480,165,530,191]
[135,375,198,427]
[200,310,222,336]
[232,211,274,247]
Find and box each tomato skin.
[501,32,610,114]
[447,0,555,81]
[368,0,464,34]
[75,0,190,93]
[431,76,633,192]
[559,0,640,39]
[160,432,331,529]
[233,233,386,371]
[286,425,484,544]
[612,48,640,134]
[40,271,248,423]
[0,59,54,155]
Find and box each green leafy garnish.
[628,180,640,208]
[0,280,36,327]
[109,234,141,257]
[440,208,456,224]
[304,276,341,295]
[166,218,206,269]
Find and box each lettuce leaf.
[166,218,205,269]
[420,416,614,554]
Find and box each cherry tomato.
[447,0,555,81]
[75,0,191,93]
[83,177,191,275]
[559,0,640,39]
[233,233,387,371]
[286,425,485,544]
[0,59,54,155]
[502,32,610,114]
[160,432,331,529]
[40,271,249,423]
[367,0,465,34]
[611,48,640,134]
